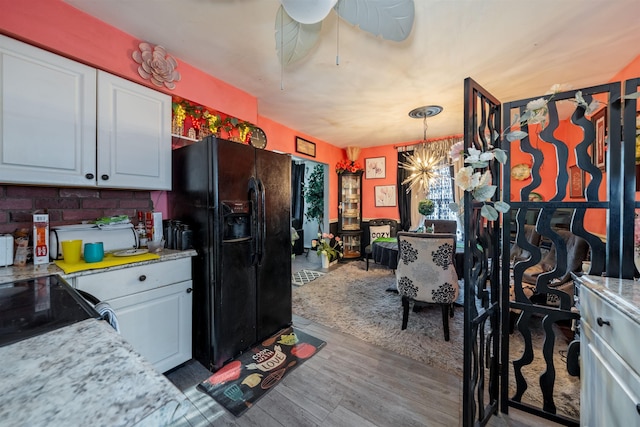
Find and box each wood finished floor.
[164,255,560,426]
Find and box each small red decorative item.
[290,342,316,359]
[204,360,242,385]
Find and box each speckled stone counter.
[0,318,190,426]
[0,248,197,284]
[575,274,640,324]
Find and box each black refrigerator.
[169,136,292,371]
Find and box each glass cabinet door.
[340,172,361,231]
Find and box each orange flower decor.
[335,160,363,174]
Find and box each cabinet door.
[0,34,96,186]
[108,280,193,373]
[582,321,640,427]
[97,71,171,190]
[338,172,362,231]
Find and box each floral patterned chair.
[395,232,460,341]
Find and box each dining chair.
[364,218,398,270]
[429,219,457,234]
[395,232,459,341]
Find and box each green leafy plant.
[304,164,325,233]
[418,199,435,216]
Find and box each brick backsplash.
[0,185,153,235]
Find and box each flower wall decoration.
[132,42,181,90]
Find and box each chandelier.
[399,105,445,194]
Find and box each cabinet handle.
[186,288,193,293]
[85,173,94,180]
[101,174,109,181]
[138,275,146,282]
[596,317,610,327]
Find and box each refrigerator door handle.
[248,176,259,266]
[257,178,266,266]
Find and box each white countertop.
[575,274,640,324]
[0,318,189,426]
[0,248,197,284]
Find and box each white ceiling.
[64,0,640,149]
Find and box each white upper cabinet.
[0,34,97,186]
[0,35,172,190]
[97,71,171,190]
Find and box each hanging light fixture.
[399,105,445,194]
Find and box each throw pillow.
[370,225,391,242]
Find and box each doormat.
[196,327,326,417]
[292,269,325,286]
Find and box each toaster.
[0,234,13,267]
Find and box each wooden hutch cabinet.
[338,171,363,259]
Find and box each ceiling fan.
[276,0,415,65]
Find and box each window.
[425,165,456,221]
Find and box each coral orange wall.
[357,146,401,220]
[0,0,344,220]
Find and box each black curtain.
[397,151,412,232]
[291,162,305,226]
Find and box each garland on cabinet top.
[335,159,363,174]
[335,146,363,174]
[172,98,255,143]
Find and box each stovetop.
[0,275,100,347]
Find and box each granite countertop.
[0,318,189,426]
[575,274,640,324]
[0,248,197,284]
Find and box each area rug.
[197,327,325,417]
[292,269,325,286]
[292,261,579,419]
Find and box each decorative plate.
[511,163,531,180]
[528,192,543,202]
[113,249,149,257]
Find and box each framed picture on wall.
[365,157,386,179]
[374,185,396,207]
[569,165,584,199]
[592,107,607,170]
[295,136,316,157]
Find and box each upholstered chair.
[395,232,459,341]
[521,229,589,286]
[364,218,398,271]
[426,219,457,235]
[510,224,541,263]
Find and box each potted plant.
[312,233,343,267]
[304,164,325,234]
[418,199,435,216]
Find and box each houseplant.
[304,164,325,234]
[312,233,343,267]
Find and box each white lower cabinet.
[580,284,640,426]
[74,257,192,373]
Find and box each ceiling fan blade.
[335,0,415,42]
[280,0,338,25]
[275,6,322,65]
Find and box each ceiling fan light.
[280,0,338,24]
